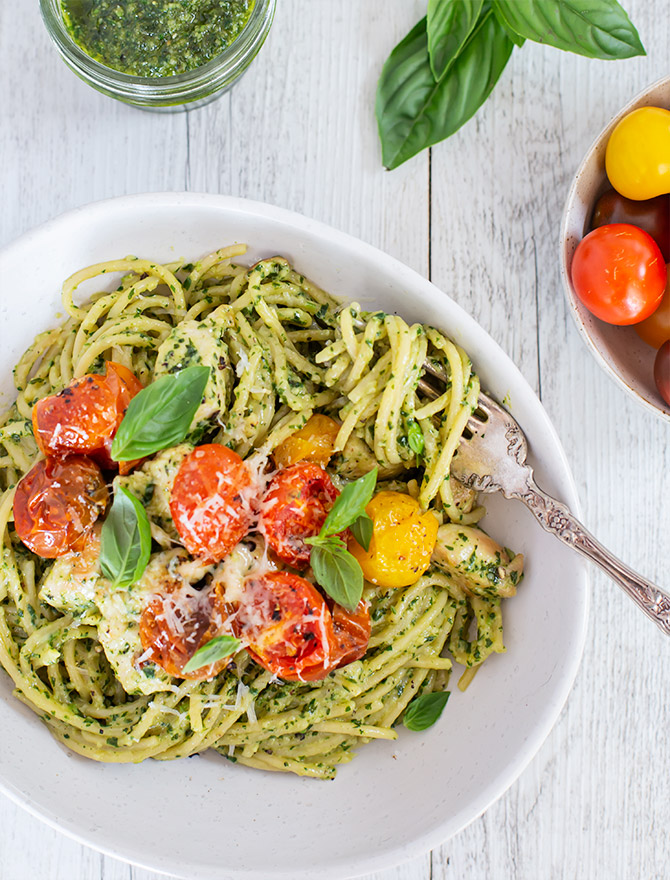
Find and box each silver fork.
[440,389,670,636]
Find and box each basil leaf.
[320,468,378,537]
[492,0,644,60]
[310,541,364,611]
[100,486,152,589]
[403,691,451,731]
[376,8,514,170]
[351,514,373,552]
[427,0,484,79]
[407,421,425,455]
[111,365,210,461]
[182,635,241,673]
[491,2,526,47]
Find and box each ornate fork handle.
[511,481,670,637]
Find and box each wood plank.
[429,1,670,878]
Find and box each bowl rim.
[559,73,670,425]
[0,192,590,879]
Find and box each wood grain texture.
[0,2,668,879]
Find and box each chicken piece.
[431,523,523,598]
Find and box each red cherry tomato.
[654,341,670,406]
[139,581,229,680]
[13,456,108,558]
[32,362,143,472]
[230,571,335,681]
[571,224,667,325]
[170,444,252,563]
[329,599,371,668]
[591,189,670,261]
[635,272,670,349]
[259,463,339,568]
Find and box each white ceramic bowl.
[560,75,670,423]
[0,194,589,879]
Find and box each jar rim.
[39,0,276,102]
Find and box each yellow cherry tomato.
[273,414,340,468]
[349,491,438,588]
[606,107,670,201]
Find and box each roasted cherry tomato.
[13,455,108,558]
[231,571,334,681]
[605,107,670,201]
[259,463,339,568]
[170,444,252,563]
[140,583,229,681]
[571,224,667,325]
[591,189,670,261]
[349,491,438,588]
[329,599,371,668]
[273,415,340,469]
[32,361,143,472]
[635,271,670,348]
[654,341,670,406]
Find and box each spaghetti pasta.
[0,246,521,778]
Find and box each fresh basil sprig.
[376,7,514,170]
[320,468,378,536]
[427,0,483,79]
[407,421,425,456]
[306,468,378,611]
[111,365,210,461]
[182,635,241,673]
[376,0,644,170]
[350,513,373,552]
[310,538,364,612]
[100,486,152,589]
[493,0,644,59]
[403,690,451,731]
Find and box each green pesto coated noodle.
[0,245,516,778]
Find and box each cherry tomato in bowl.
[259,463,339,568]
[591,189,670,261]
[654,341,670,405]
[605,106,670,201]
[634,271,670,348]
[570,224,667,325]
[170,444,252,563]
[13,455,108,558]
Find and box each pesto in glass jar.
[60,0,254,77]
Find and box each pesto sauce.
[61,0,254,77]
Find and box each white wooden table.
[1,2,668,878]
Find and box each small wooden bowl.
[560,75,670,423]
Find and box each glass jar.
[39,0,276,111]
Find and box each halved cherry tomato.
[273,415,340,468]
[571,224,667,325]
[32,362,143,472]
[259,463,339,568]
[13,456,108,558]
[170,444,252,563]
[139,583,229,681]
[349,491,438,588]
[329,599,371,668]
[655,341,670,406]
[591,189,670,261]
[230,571,334,681]
[635,271,670,348]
